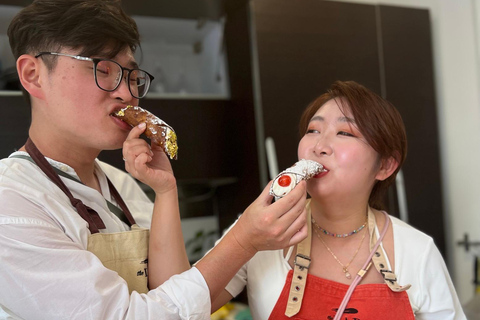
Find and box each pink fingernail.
[138,122,146,129]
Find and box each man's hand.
[122,122,176,194]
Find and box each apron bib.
[87,224,150,294]
[269,270,414,320]
[19,138,150,294]
[269,201,414,319]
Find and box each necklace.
[313,224,368,279]
[311,217,367,238]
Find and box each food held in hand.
[113,105,178,160]
[269,159,324,200]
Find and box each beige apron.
[21,137,150,294]
[87,225,150,294]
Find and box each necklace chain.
[311,217,367,238]
[313,222,368,279]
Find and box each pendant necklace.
[312,219,368,279]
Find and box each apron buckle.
[294,253,311,270]
[380,269,397,284]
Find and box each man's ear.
[375,156,399,181]
[16,54,45,100]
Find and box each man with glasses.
[0,0,308,319]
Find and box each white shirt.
[220,215,466,320]
[0,152,211,320]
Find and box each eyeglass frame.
[35,52,155,99]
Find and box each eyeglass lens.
[95,60,150,98]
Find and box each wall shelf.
[0,3,230,100]
[0,91,229,100]
[0,91,22,97]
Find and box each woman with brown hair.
[210,80,465,319]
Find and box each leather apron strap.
[368,208,411,292]
[285,203,312,317]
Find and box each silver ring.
[122,157,126,161]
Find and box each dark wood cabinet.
[251,0,382,176]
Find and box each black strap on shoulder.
[15,139,135,233]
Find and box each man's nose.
[112,72,135,103]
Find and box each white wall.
[330,0,480,305]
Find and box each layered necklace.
[312,217,368,279]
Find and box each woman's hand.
[231,180,308,255]
[122,122,176,194]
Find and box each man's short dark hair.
[8,0,140,101]
[8,0,140,60]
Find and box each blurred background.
[1,0,479,316]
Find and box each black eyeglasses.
[35,52,154,99]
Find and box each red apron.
[268,270,415,319]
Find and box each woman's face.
[297,99,384,202]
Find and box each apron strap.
[23,138,135,233]
[107,178,136,226]
[369,209,411,292]
[25,138,104,233]
[285,202,312,317]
